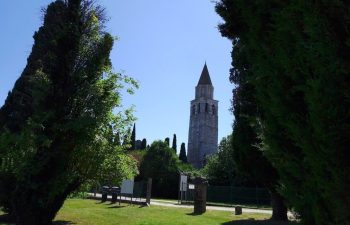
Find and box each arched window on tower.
[192,105,196,115]
[212,105,216,115]
[198,104,201,113]
[205,103,209,113]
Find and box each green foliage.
[203,135,239,186]
[122,128,131,148]
[129,149,146,165]
[164,137,170,147]
[141,138,147,150]
[172,134,177,153]
[114,132,121,146]
[96,151,138,186]
[216,0,287,220]
[139,141,179,198]
[0,0,137,224]
[67,191,88,199]
[130,123,136,150]
[178,142,187,163]
[216,0,350,224]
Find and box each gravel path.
[150,200,273,215]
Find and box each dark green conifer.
[179,143,187,163]
[0,1,136,224]
[216,0,350,224]
[141,138,147,149]
[216,0,287,220]
[164,137,170,147]
[171,134,177,153]
[130,123,136,150]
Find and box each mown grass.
[1,199,296,225]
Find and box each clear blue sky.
[0,1,233,152]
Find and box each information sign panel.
[121,179,134,194]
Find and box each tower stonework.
[187,63,218,168]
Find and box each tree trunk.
[13,179,80,225]
[271,190,288,221]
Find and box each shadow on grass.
[107,205,126,209]
[53,220,76,225]
[0,214,15,224]
[95,201,118,205]
[221,219,295,225]
[186,212,203,216]
[0,215,75,225]
[138,204,150,208]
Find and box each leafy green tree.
[122,128,131,147]
[139,141,179,198]
[97,153,138,186]
[141,138,147,150]
[93,126,138,187]
[114,132,121,146]
[203,135,238,186]
[0,1,137,224]
[178,143,187,163]
[216,0,350,224]
[172,134,177,153]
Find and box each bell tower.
[187,63,218,168]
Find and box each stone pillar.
[193,177,208,214]
[146,178,152,205]
[235,206,242,215]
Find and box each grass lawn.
[1,199,296,225]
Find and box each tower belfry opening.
[187,63,218,168]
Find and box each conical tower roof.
[197,63,212,85]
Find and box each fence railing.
[133,181,147,199]
[206,186,271,207]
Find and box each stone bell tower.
[187,63,218,168]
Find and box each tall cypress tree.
[171,134,177,153]
[0,1,136,224]
[216,1,350,224]
[130,123,136,150]
[216,0,287,220]
[179,143,187,163]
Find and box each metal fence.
[178,183,195,204]
[207,186,271,207]
[133,181,147,199]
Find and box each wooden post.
[235,206,242,215]
[146,178,152,205]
